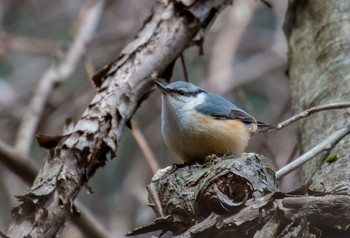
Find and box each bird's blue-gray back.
[195,93,257,124]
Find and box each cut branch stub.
[130,153,277,236]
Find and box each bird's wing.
[195,93,257,124]
[195,93,277,133]
[225,109,257,124]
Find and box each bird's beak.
[153,80,170,94]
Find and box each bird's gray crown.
[165,81,205,96]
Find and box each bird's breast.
[162,106,250,163]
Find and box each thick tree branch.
[5,1,235,237]
[15,0,105,154]
[128,154,277,236]
[128,154,350,237]
[173,193,350,238]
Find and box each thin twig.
[0,139,109,238]
[276,125,350,179]
[72,201,109,238]
[15,0,105,154]
[0,140,37,182]
[180,53,189,82]
[146,183,164,217]
[0,32,57,55]
[276,102,350,129]
[131,120,160,174]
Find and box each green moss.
[325,154,338,163]
[202,161,213,167]
[202,162,210,168]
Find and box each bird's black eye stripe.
[169,89,204,97]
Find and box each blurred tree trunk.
[284,0,350,191]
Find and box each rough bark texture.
[3,1,234,237]
[128,154,277,236]
[284,0,350,191]
[128,155,350,237]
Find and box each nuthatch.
[154,80,275,163]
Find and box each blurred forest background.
[0,0,293,237]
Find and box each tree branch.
[128,154,350,237]
[173,193,350,237]
[0,32,57,55]
[131,120,160,174]
[5,1,235,237]
[128,154,277,236]
[276,102,350,130]
[276,125,350,179]
[15,0,105,154]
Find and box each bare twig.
[15,0,105,154]
[72,201,109,238]
[276,102,350,129]
[276,125,350,179]
[131,120,160,174]
[0,139,110,238]
[147,183,164,218]
[0,140,37,182]
[180,53,189,82]
[0,32,57,55]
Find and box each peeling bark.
[4,1,234,237]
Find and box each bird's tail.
[247,121,277,136]
[256,121,278,133]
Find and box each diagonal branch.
[15,0,105,154]
[131,120,160,174]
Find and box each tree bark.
[3,1,234,237]
[128,154,277,236]
[128,155,350,237]
[284,0,350,191]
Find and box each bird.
[154,80,276,163]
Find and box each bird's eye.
[174,90,186,96]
